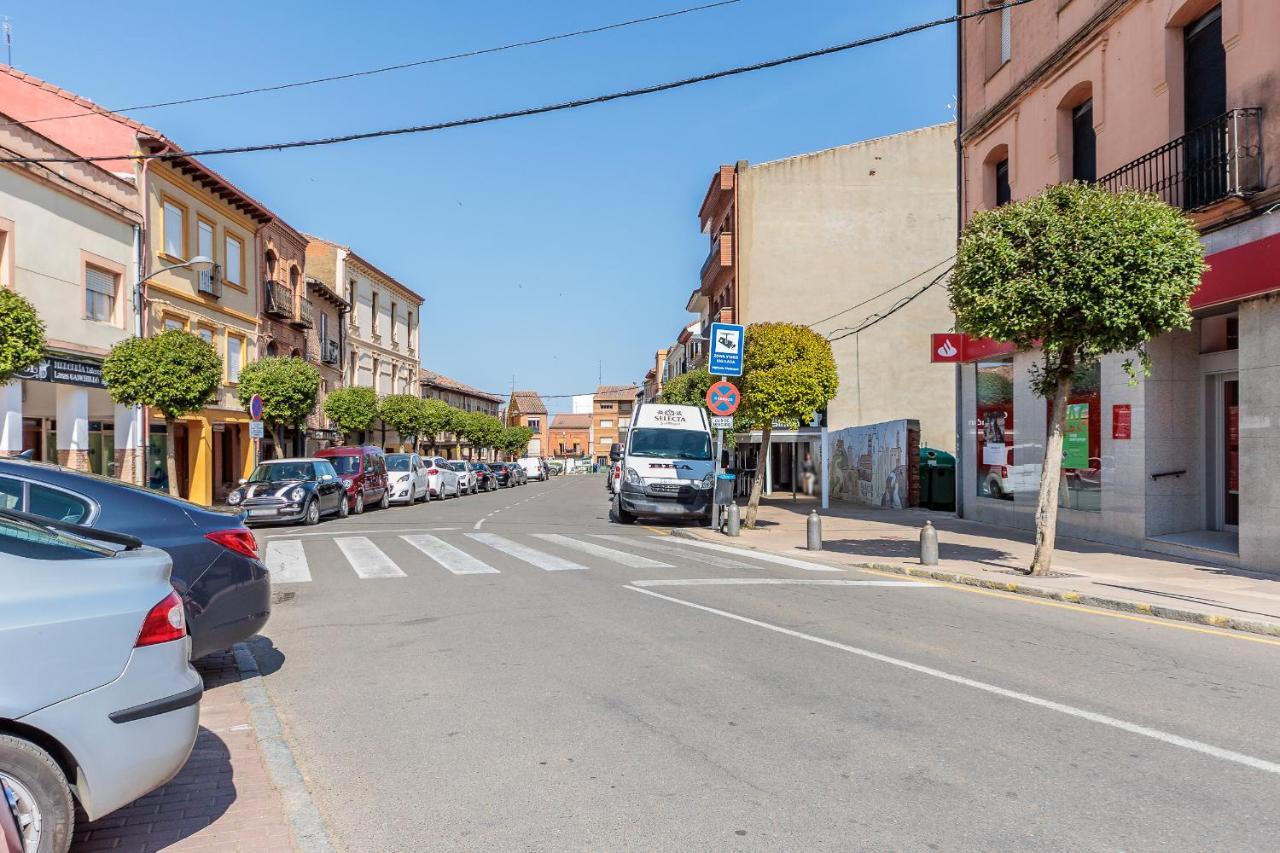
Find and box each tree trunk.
[273,424,287,459]
[164,416,180,498]
[744,423,772,529]
[1029,374,1074,576]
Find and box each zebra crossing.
[261,531,837,584]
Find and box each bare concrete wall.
[737,123,957,450]
[1238,294,1280,572]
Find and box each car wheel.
[302,499,320,526]
[338,495,349,518]
[379,490,390,510]
[0,734,74,853]
[354,493,364,514]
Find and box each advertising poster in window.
[1062,403,1090,469]
[982,411,1009,466]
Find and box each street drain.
[272,591,296,605]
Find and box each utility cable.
[0,0,1039,165]
[0,1,744,130]
[825,264,954,343]
[805,254,955,328]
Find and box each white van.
[612,403,715,525]
[517,457,548,481]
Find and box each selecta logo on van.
[652,408,688,425]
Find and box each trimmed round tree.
[378,394,427,452]
[465,412,504,459]
[323,386,379,444]
[418,398,459,455]
[102,330,223,497]
[0,288,46,385]
[501,425,534,459]
[951,182,1205,575]
[738,322,838,528]
[234,357,321,459]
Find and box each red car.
[315,445,390,514]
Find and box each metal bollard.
[726,502,741,537]
[920,520,939,566]
[806,509,822,551]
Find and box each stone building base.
[56,449,91,472]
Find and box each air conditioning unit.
[323,339,340,364]
[198,263,223,298]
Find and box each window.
[227,335,243,383]
[1055,363,1101,513]
[1071,100,1096,182]
[995,159,1011,206]
[163,316,186,332]
[600,419,613,429]
[391,302,399,342]
[224,234,243,287]
[197,326,214,346]
[1000,4,1011,64]
[28,483,91,525]
[319,310,328,347]
[527,418,540,432]
[289,266,300,292]
[265,251,277,280]
[197,218,215,264]
[372,357,381,392]
[599,402,614,411]
[372,292,381,334]
[85,265,117,322]
[162,199,185,258]
[976,358,1014,500]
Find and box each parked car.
[488,462,516,488]
[315,446,389,514]
[0,509,202,852]
[226,458,348,525]
[508,461,528,486]
[446,460,479,494]
[424,456,461,500]
[518,457,548,482]
[471,463,499,492]
[548,461,564,476]
[385,453,429,504]
[0,458,270,661]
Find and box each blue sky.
[12,0,956,410]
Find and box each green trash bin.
[919,447,956,512]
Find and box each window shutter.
[86,266,115,296]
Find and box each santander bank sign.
[931,333,964,363]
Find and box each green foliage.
[463,412,504,451]
[323,386,379,435]
[951,182,1206,397]
[234,357,320,426]
[738,322,839,429]
[500,425,535,455]
[0,289,46,385]
[420,398,459,439]
[658,368,713,407]
[103,330,222,419]
[377,394,427,440]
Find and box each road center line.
[624,585,1280,777]
[630,578,933,587]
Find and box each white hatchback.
[385,453,429,504]
[424,456,461,500]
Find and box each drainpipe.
[137,149,165,486]
[953,0,966,520]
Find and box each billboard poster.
[981,410,1009,466]
[1062,403,1090,469]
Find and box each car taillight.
[206,527,259,560]
[136,590,186,647]
[427,468,439,475]
[1001,466,1009,478]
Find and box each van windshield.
[629,428,712,460]
[326,456,361,475]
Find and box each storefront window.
[1057,363,1101,512]
[148,425,170,492]
[976,359,1015,500]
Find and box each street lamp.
[146,255,214,280]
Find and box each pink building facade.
[955,0,1280,572]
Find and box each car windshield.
[447,462,467,471]
[628,428,712,460]
[386,455,412,472]
[250,462,316,482]
[473,464,490,471]
[326,456,361,475]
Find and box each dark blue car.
[0,458,270,660]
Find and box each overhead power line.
[806,254,955,329]
[0,0,1039,165]
[0,1,743,130]
[825,264,955,343]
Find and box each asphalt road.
[252,474,1280,852]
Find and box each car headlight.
[288,487,305,502]
[694,472,714,490]
[341,479,353,490]
[624,467,643,486]
[227,490,243,505]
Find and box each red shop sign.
[1112,404,1132,440]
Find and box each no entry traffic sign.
[706,380,740,416]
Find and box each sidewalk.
[70,650,298,853]
[678,495,1280,637]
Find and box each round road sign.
[706,380,740,416]
[249,394,264,421]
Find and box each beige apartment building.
[420,369,502,459]
[304,275,350,455]
[954,0,1280,572]
[306,237,422,450]
[693,124,958,493]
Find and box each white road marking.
[657,536,844,573]
[401,534,499,575]
[264,539,311,584]
[533,534,673,568]
[334,537,407,579]
[630,578,932,588]
[626,586,1280,777]
[260,527,458,539]
[467,532,590,572]
[594,535,762,570]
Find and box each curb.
[233,642,338,853]
[669,528,1280,639]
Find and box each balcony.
[197,264,223,299]
[1100,108,1263,212]
[700,231,733,295]
[263,280,293,320]
[293,297,314,329]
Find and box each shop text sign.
[14,356,107,390]
[1112,404,1132,440]
[1063,403,1090,469]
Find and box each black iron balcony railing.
[1100,108,1263,211]
[293,297,314,329]
[263,280,294,319]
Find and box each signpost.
[705,378,742,530]
[708,322,744,377]
[249,394,264,464]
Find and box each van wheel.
[0,734,74,853]
[613,496,637,525]
[379,490,390,510]
[353,493,365,514]
[338,496,349,518]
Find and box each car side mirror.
[609,443,622,462]
[239,478,248,485]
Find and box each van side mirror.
[609,443,622,462]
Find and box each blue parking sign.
[708,322,744,377]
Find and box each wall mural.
[827,419,919,508]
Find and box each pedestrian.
[801,451,816,496]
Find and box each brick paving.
[70,651,298,853]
